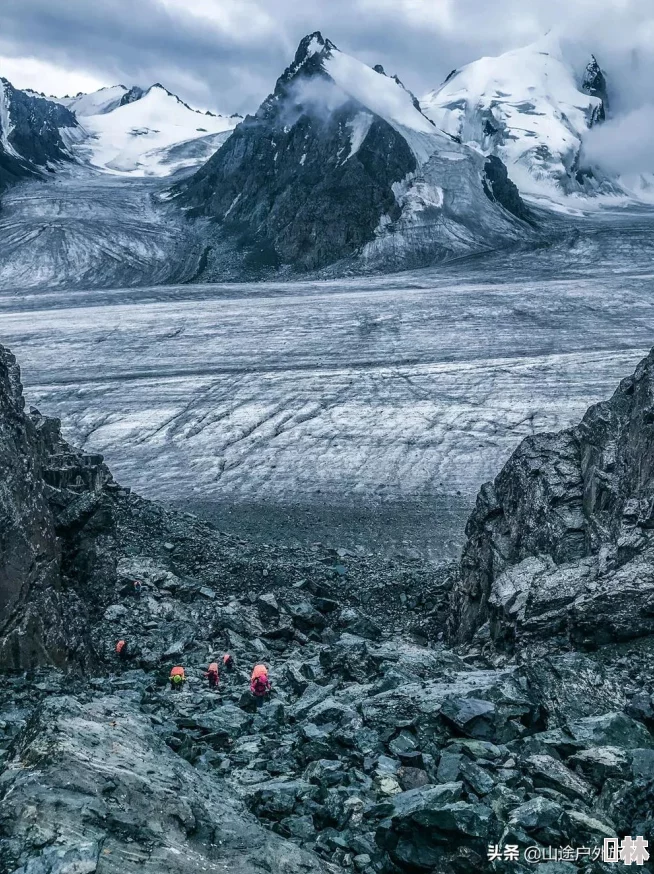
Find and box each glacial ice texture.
[1,174,654,559]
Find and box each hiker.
[250,664,271,706]
[115,639,128,661]
[133,579,142,598]
[222,653,235,672]
[170,666,186,691]
[205,662,219,689]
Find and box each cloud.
[583,105,654,176]
[0,0,653,138]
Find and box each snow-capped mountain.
[421,36,610,201]
[175,32,534,275]
[71,83,239,177]
[0,78,80,194]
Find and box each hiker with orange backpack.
[250,664,271,706]
[169,666,186,691]
[205,662,219,689]
[222,653,235,672]
[115,640,128,661]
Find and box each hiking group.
[116,641,272,703]
[169,656,271,704]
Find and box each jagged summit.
[293,31,337,65]
[582,54,609,118]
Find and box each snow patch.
[58,85,129,117]
[345,112,373,159]
[324,50,435,138]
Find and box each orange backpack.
[170,666,185,678]
[115,640,125,654]
[208,662,219,674]
[251,664,268,681]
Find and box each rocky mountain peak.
[294,31,336,64]
[0,79,79,195]
[270,32,338,98]
[581,53,609,120]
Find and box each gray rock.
[566,712,654,750]
[257,593,280,619]
[631,747,654,780]
[437,751,463,784]
[0,695,329,873]
[451,347,654,650]
[525,754,595,801]
[568,746,631,784]
[288,600,326,631]
[440,697,496,738]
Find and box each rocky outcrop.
[175,32,533,277]
[450,346,654,650]
[0,691,331,874]
[0,345,119,669]
[0,79,79,195]
[582,55,609,122]
[0,346,60,666]
[482,155,533,223]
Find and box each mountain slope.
[175,32,535,275]
[421,37,610,201]
[0,78,80,194]
[76,84,239,177]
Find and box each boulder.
[524,754,595,801]
[568,746,631,785]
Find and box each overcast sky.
[1,0,653,115]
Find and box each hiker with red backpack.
[205,662,219,689]
[115,639,128,661]
[169,666,186,691]
[250,664,271,706]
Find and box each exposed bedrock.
[451,346,654,650]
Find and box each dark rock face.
[482,155,533,223]
[176,33,416,272]
[582,55,609,122]
[0,79,78,195]
[0,345,118,669]
[0,347,60,666]
[450,347,654,649]
[119,84,145,106]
